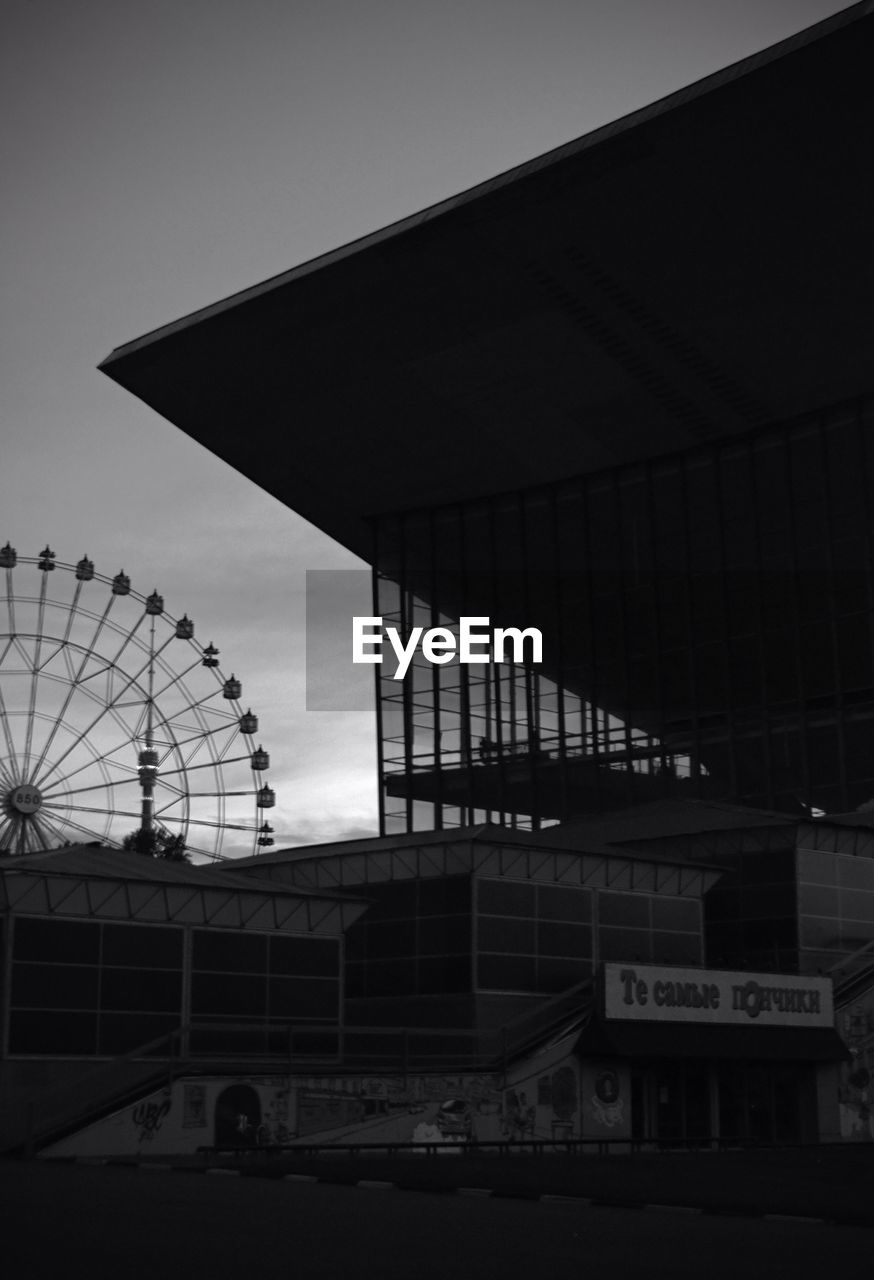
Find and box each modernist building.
[2,808,867,1153]
[58,4,874,1152]
[101,3,874,837]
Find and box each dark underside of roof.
[578,1018,850,1062]
[100,5,874,564]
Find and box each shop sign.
[603,963,833,1027]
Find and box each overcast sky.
[0,0,851,852]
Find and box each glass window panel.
[478,915,535,953]
[598,892,649,928]
[836,858,874,891]
[418,877,470,915]
[344,927,366,963]
[364,959,416,997]
[598,926,652,963]
[98,1013,179,1056]
[346,963,365,998]
[268,976,339,1020]
[13,917,99,964]
[476,954,538,992]
[476,878,535,917]
[190,973,267,1017]
[797,849,832,887]
[742,917,796,949]
[418,955,471,994]
[537,885,592,922]
[537,956,592,992]
[101,923,183,969]
[797,884,841,917]
[651,932,703,964]
[9,1010,97,1055]
[739,885,796,919]
[269,935,339,976]
[418,914,471,955]
[650,898,700,932]
[367,881,419,919]
[537,921,592,958]
[839,890,874,924]
[706,887,741,921]
[192,930,268,974]
[366,920,417,959]
[11,963,99,1010]
[100,968,182,1013]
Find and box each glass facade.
[4,915,340,1058]
[188,928,340,1055]
[796,847,874,974]
[375,399,874,833]
[476,878,593,994]
[8,917,183,1056]
[704,850,799,974]
[342,869,702,1008]
[345,877,472,1000]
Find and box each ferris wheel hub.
[8,784,43,815]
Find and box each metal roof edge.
[98,1,873,370]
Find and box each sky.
[0,0,852,854]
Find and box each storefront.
[576,964,848,1146]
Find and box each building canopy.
[100,4,874,562]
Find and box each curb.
[68,1159,845,1227]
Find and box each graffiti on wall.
[839,1001,874,1140]
[132,1096,171,1142]
[182,1084,207,1129]
[589,1067,623,1128]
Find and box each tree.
[121,827,190,861]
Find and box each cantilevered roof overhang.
[100,3,874,563]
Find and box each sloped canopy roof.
[0,844,368,933]
[100,3,874,562]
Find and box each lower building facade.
[9,804,874,1156]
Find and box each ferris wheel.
[0,543,277,861]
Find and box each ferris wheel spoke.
[181,790,254,799]
[0,683,19,765]
[150,654,207,702]
[38,808,121,846]
[4,567,15,637]
[153,779,189,805]
[152,795,187,818]
[0,757,19,790]
[161,719,237,748]
[35,690,186,796]
[105,609,148,670]
[44,800,145,822]
[60,577,86,646]
[31,810,79,850]
[40,775,141,801]
[35,653,157,788]
[34,699,148,793]
[34,688,188,797]
[28,812,64,851]
[22,563,52,772]
[180,814,257,832]
[156,754,252,777]
[29,649,133,782]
